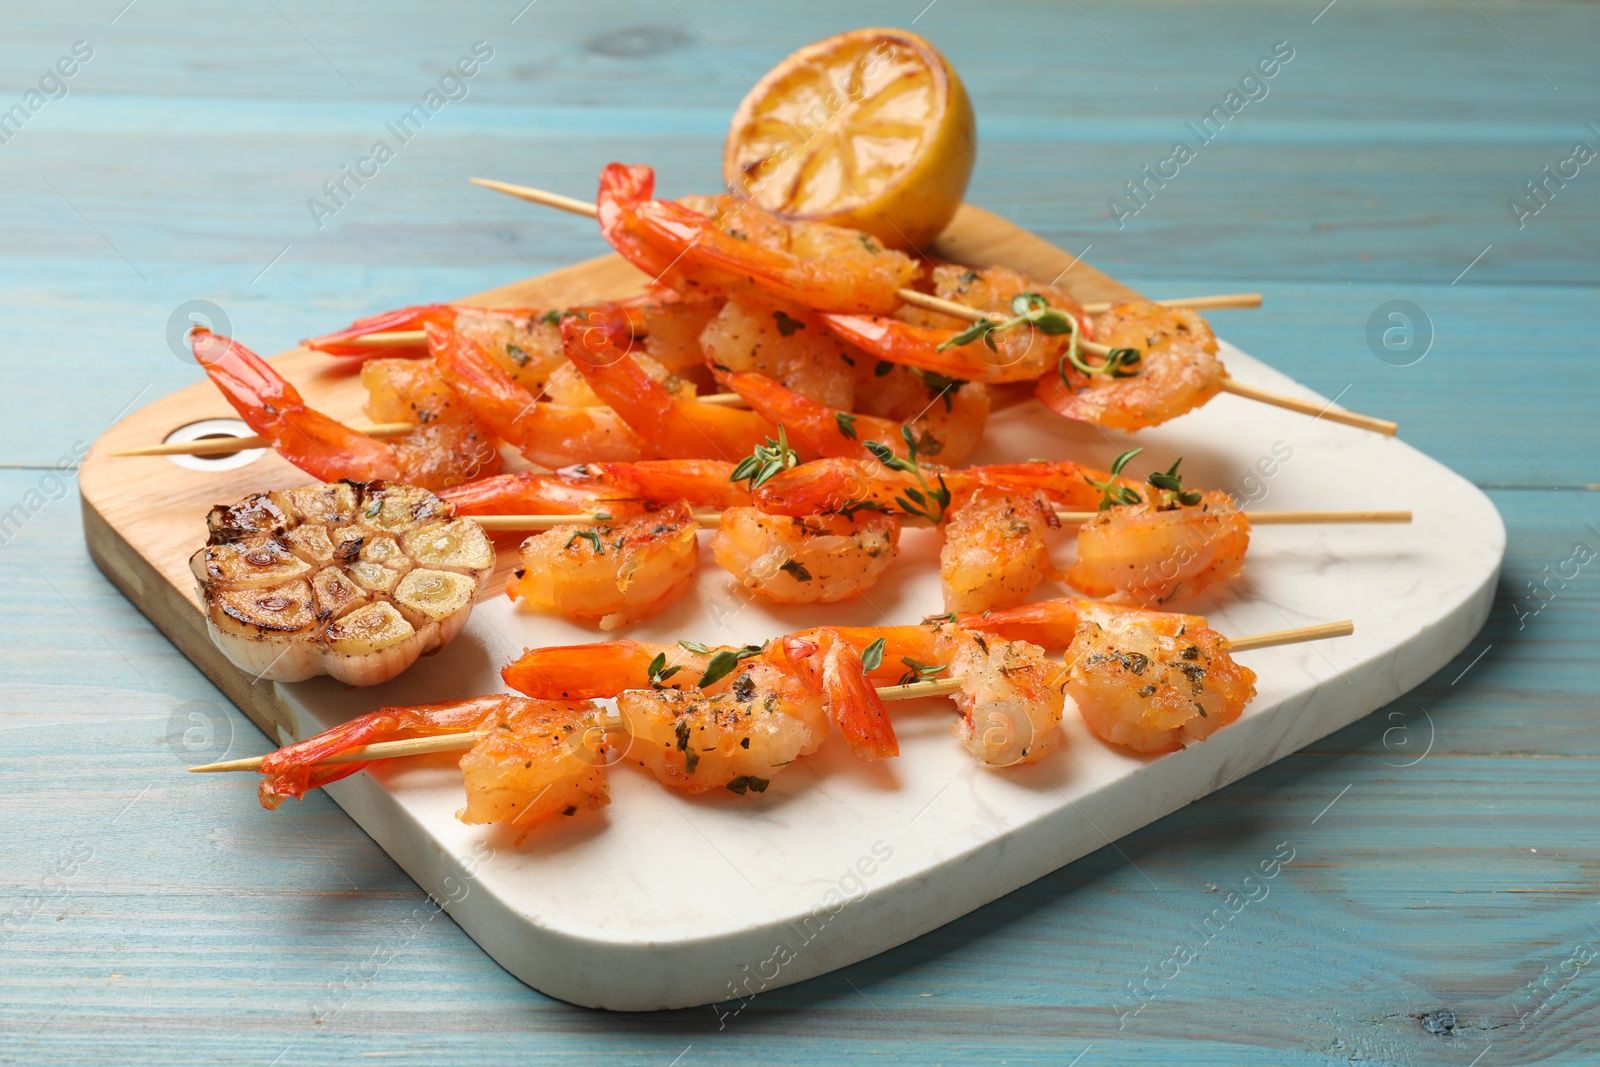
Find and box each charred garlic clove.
[192,480,494,686]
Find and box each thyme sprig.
[1085,448,1145,511]
[697,644,764,688]
[729,426,798,491]
[646,652,682,690]
[896,658,949,687]
[863,425,953,523]
[1147,457,1203,508]
[935,291,1077,353]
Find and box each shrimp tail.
[561,308,779,461]
[439,471,642,518]
[791,631,899,760]
[192,328,401,483]
[717,369,907,460]
[256,695,514,809]
[559,460,752,510]
[502,640,663,700]
[429,322,649,466]
[302,304,454,357]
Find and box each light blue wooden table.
[3,1,1596,1062]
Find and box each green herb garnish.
[725,775,769,795]
[697,644,764,688]
[679,640,714,655]
[896,658,949,687]
[937,291,1078,354]
[779,559,813,581]
[860,637,886,672]
[728,426,798,491]
[646,652,682,690]
[862,425,953,523]
[1146,457,1203,508]
[1085,448,1145,511]
[565,529,604,554]
[835,412,858,440]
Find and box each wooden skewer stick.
[348,330,427,348]
[332,301,1261,352]
[112,422,415,458]
[188,621,1352,774]
[1228,620,1354,652]
[469,509,1409,533]
[1081,293,1262,315]
[190,676,968,774]
[1217,378,1397,436]
[471,177,1395,436]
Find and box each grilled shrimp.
[718,368,988,466]
[700,294,859,410]
[254,694,611,826]
[1036,302,1226,431]
[507,503,701,630]
[1063,610,1256,754]
[710,506,900,603]
[822,264,1090,384]
[427,322,650,466]
[596,162,920,313]
[439,470,647,519]
[503,636,886,782]
[193,329,402,483]
[939,490,1057,614]
[562,305,779,461]
[956,594,1208,651]
[558,460,753,511]
[1066,491,1250,606]
[359,358,502,489]
[825,620,1067,767]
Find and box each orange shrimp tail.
[957,600,1081,650]
[596,163,692,285]
[192,328,401,483]
[819,315,1012,383]
[718,370,904,460]
[502,640,661,700]
[811,625,940,685]
[971,460,1124,511]
[561,310,778,461]
[561,460,752,510]
[439,471,642,518]
[812,630,899,760]
[303,305,455,357]
[256,695,513,809]
[750,458,911,517]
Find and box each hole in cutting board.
[162,418,267,472]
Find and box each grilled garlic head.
[191,481,495,686]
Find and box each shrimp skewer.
[254,694,612,825]
[829,598,1258,756]
[191,329,497,489]
[596,163,921,313]
[427,322,652,466]
[216,611,1342,822]
[717,368,989,466]
[507,502,701,630]
[560,304,780,461]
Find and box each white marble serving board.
[271,337,1503,1011]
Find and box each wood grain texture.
[2,1,1595,1063]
